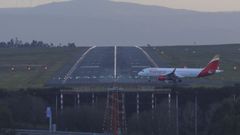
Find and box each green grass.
[0,45,239,89]
[0,47,87,89]
[151,44,240,87]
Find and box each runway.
[117,46,157,83]
[46,46,170,86]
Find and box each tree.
[0,104,13,128]
[208,97,240,135]
[58,104,104,132]
[128,100,176,135]
[0,94,47,128]
[67,43,76,48]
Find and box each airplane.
[138,55,223,82]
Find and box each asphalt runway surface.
[46,46,174,87]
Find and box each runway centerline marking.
[80,66,100,68]
[131,66,149,68]
[114,46,117,79]
[62,46,96,84]
[135,46,159,67]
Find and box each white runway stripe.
[80,66,100,68]
[131,66,149,68]
[135,46,159,67]
[62,46,96,84]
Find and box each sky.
[112,0,240,12]
[0,0,240,12]
[0,0,69,8]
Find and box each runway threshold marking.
[135,46,159,67]
[62,46,96,84]
[131,66,149,68]
[80,66,100,68]
[114,46,117,79]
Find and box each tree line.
[0,38,76,48]
[0,86,240,135]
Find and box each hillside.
[0,0,240,45]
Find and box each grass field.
[0,45,239,89]
[151,44,240,87]
[0,47,87,89]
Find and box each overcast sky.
[0,0,69,8]
[112,0,240,12]
[0,0,240,12]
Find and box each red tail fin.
[198,55,220,77]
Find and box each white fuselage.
[138,68,221,78]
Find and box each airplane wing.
[160,68,183,82]
[175,72,184,78]
[166,68,178,79]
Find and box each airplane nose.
[138,72,141,76]
[138,71,144,76]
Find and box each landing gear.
[164,80,169,83]
[147,77,151,82]
[172,79,182,84]
[177,79,182,83]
